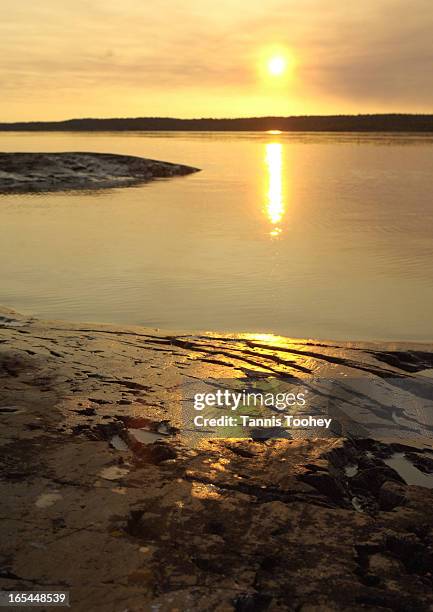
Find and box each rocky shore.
[1,307,433,611]
[0,152,199,193]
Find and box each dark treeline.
[1,114,433,132]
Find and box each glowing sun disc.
[268,56,286,76]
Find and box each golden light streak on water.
[264,142,285,236]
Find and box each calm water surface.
[1,131,432,341]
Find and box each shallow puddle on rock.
[384,453,433,488]
[35,492,63,508]
[128,428,164,444]
[157,422,171,435]
[99,466,129,481]
[419,368,433,379]
[344,464,358,477]
[351,497,364,512]
[110,435,128,451]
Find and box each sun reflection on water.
[264,142,285,236]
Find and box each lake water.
[1,131,433,341]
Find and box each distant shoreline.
[1,113,433,132]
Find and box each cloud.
[1,0,432,118]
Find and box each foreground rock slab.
[1,307,433,611]
[0,152,200,193]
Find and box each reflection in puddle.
[351,497,364,512]
[110,434,128,451]
[344,464,358,477]
[384,453,433,488]
[128,428,164,445]
[264,143,285,237]
[109,418,173,453]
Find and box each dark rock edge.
[0,152,200,194]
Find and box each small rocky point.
[0,152,200,193]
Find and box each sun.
[268,56,286,76]
[258,47,296,83]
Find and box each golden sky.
[1,0,432,121]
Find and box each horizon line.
[2,112,433,124]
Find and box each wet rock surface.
[1,307,433,610]
[0,152,199,193]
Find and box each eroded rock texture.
[0,152,199,193]
[1,307,433,611]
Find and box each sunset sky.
[1,0,432,121]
